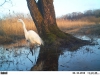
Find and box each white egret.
[17,19,44,55]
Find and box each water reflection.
[0,35,100,71]
[31,47,60,71]
[0,47,40,71]
[58,36,100,71]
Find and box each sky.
[0,0,100,18]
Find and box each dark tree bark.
[26,0,80,47]
[26,0,89,70]
[30,47,60,71]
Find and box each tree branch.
[0,0,6,6]
[26,0,47,36]
[26,0,43,27]
[0,0,11,6]
[26,0,56,36]
[38,0,56,25]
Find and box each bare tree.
[26,0,89,70]
[0,0,89,70]
[26,0,86,47]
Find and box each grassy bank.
[0,14,37,45]
[0,14,100,45]
[57,19,100,36]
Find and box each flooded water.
[58,35,100,71]
[0,35,100,71]
[0,47,40,71]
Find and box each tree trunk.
[26,0,89,70]
[26,0,76,47]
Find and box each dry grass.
[0,14,37,45]
[57,19,95,27]
[57,19,95,31]
[2,18,37,36]
[57,19,100,35]
[0,13,100,46]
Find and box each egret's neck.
[20,21,28,34]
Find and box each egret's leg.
[30,47,33,56]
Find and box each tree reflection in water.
[31,47,61,71]
[0,36,100,71]
[31,36,100,71]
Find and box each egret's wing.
[28,30,43,45]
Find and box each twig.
[0,0,12,6]
[26,51,33,63]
